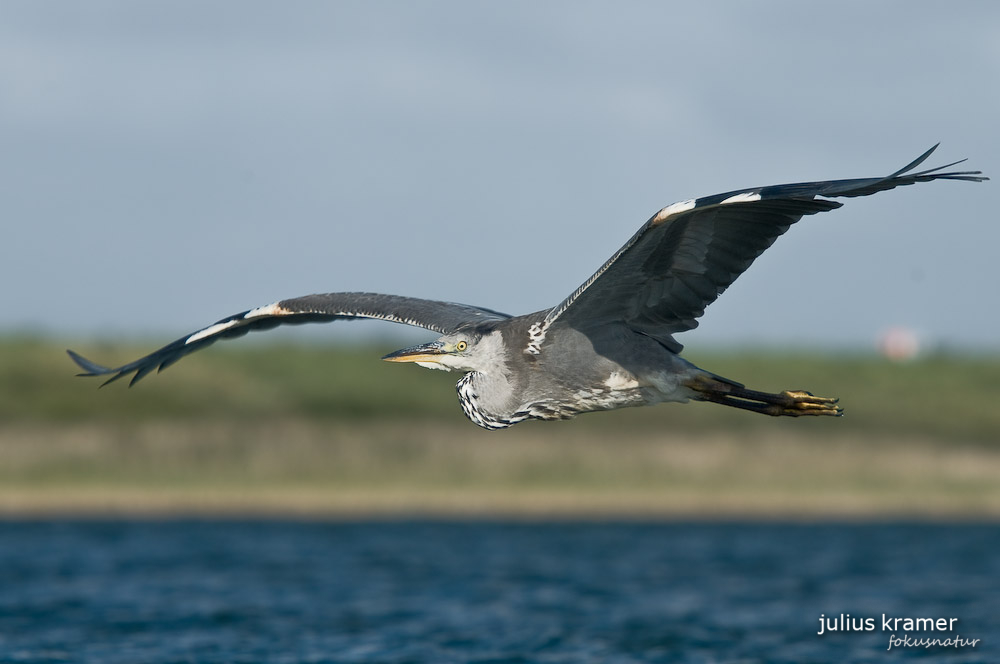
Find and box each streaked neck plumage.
[451,329,524,430]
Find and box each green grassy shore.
[1,337,998,518]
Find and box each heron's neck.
[454,331,525,430]
[456,372,516,429]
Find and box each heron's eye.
[456,340,468,352]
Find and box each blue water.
[0,520,996,663]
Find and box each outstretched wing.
[68,292,510,386]
[542,145,986,350]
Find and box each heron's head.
[381,331,502,373]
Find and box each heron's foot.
[762,389,842,417]
[689,378,843,417]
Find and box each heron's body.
[449,320,701,429]
[69,146,986,429]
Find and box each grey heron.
[69,145,986,429]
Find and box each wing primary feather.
[66,349,112,376]
[887,143,939,178]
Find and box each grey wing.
[543,145,986,350]
[68,292,511,386]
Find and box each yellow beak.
[381,341,448,364]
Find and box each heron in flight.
[69,146,985,429]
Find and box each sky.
[2,2,998,352]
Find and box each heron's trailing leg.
[687,376,843,417]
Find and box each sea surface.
[0,520,996,663]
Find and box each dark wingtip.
[67,349,112,376]
[67,349,132,387]
[892,144,989,182]
[887,144,939,179]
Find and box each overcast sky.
[3,2,997,351]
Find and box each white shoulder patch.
[654,198,696,222]
[244,302,286,319]
[186,301,292,345]
[720,191,762,205]
[186,320,240,345]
